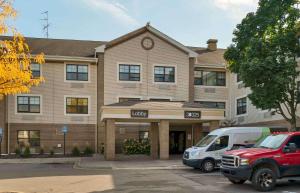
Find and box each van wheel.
[228,178,246,184]
[252,168,276,192]
[201,159,215,173]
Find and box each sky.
[13,0,259,49]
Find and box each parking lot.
[0,163,299,193]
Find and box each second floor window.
[237,97,247,115]
[17,96,40,113]
[195,101,225,109]
[66,64,88,81]
[194,69,226,86]
[119,64,140,81]
[66,97,88,114]
[31,64,41,78]
[154,66,175,83]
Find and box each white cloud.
[213,0,258,21]
[82,0,139,26]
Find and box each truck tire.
[252,168,277,192]
[228,178,246,184]
[201,159,215,173]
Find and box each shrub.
[50,149,54,156]
[72,146,81,157]
[15,148,21,156]
[39,148,44,155]
[83,146,94,156]
[123,138,150,155]
[22,146,31,158]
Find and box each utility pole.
[41,11,50,38]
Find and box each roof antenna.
[146,22,150,27]
[41,11,50,38]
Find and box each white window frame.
[64,95,91,116]
[116,95,143,102]
[64,62,91,83]
[153,64,177,85]
[30,63,43,79]
[15,94,43,115]
[194,69,227,88]
[117,63,142,83]
[235,95,248,117]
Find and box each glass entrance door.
[169,131,186,154]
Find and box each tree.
[0,0,44,96]
[224,0,300,131]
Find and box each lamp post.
[61,126,68,156]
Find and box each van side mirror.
[283,143,297,153]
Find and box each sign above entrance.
[184,111,201,119]
[131,110,148,118]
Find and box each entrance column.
[150,122,159,159]
[159,120,169,160]
[105,119,115,160]
[210,121,220,131]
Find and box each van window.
[207,135,229,151]
[195,135,217,147]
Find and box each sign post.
[61,126,68,156]
[0,128,3,158]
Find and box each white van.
[182,127,272,172]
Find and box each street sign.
[62,126,68,134]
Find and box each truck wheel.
[201,159,215,173]
[228,178,246,184]
[252,168,276,192]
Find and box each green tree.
[225,0,300,131]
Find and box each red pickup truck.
[221,132,300,192]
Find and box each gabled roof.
[0,36,106,57]
[100,24,198,58]
[188,46,226,66]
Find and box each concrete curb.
[0,157,81,164]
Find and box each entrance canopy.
[100,101,225,123]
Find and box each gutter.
[33,55,98,63]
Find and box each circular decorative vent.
[141,37,154,50]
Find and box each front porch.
[100,101,225,160]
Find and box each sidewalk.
[75,154,190,170]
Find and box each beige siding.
[104,32,190,105]
[7,62,97,124]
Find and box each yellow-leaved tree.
[0,0,44,97]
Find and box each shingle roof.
[0,36,106,57]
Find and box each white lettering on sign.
[184,111,201,119]
[131,110,148,118]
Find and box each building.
[0,24,299,159]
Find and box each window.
[17,130,40,147]
[195,101,225,109]
[237,97,247,115]
[31,64,40,78]
[17,96,40,113]
[194,69,226,86]
[119,97,140,103]
[207,135,229,151]
[149,98,171,102]
[139,131,149,142]
[154,66,175,83]
[66,97,88,114]
[119,64,140,81]
[66,64,88,81]
[286,135,300,149]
